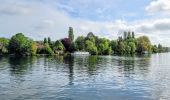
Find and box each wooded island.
[0,27,169,56]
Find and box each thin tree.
[68,27,74,42]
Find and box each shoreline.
[1,52,169,57]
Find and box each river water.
[0,53,170,100]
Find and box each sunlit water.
[0,53,170,100]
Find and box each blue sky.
[55,0,151,21]
[0,0,170,46]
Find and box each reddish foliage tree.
[61,38,72,52]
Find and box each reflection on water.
[0,53,170,100]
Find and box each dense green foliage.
[43,43,54,55]
[0,27,169,56]
[0,38,9,54]
[85,40,98,55]
[117,41,125,55]
[75,36,85,51]
[8,33,33,55]
[37,43,54,55]
[30,42,37,55]
[96,38,111,55]
[136,36,152,53]
[54,40,65,51]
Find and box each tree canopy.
[8,33,33,55]
[136,36,152,53]
[68,27,74,42]
[0,28,168,56]
[54,40,65,51]
[75,36,85,51]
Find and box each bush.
[44,43,54,55]
[31,42,37,55]
[0,38,9,54]
[8,33,32,56]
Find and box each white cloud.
[0,0,170,46]
[0,1,35,15]
[146,0,170,15]
[135,19,170,32]
[133,18,170,46]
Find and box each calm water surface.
[0,53,170,100]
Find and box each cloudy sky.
[0,0,170,46]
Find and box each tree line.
[0,27,169,56]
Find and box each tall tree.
[68,27,74,42]
[127,31,131,39]
[48,37,51,45]
[124,32,127,40]
[132,32,135,38]
[44,38,47,44]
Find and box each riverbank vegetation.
[0,27,169,56]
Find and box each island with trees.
[0,27,169,56]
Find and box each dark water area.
[0,53,170,100]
